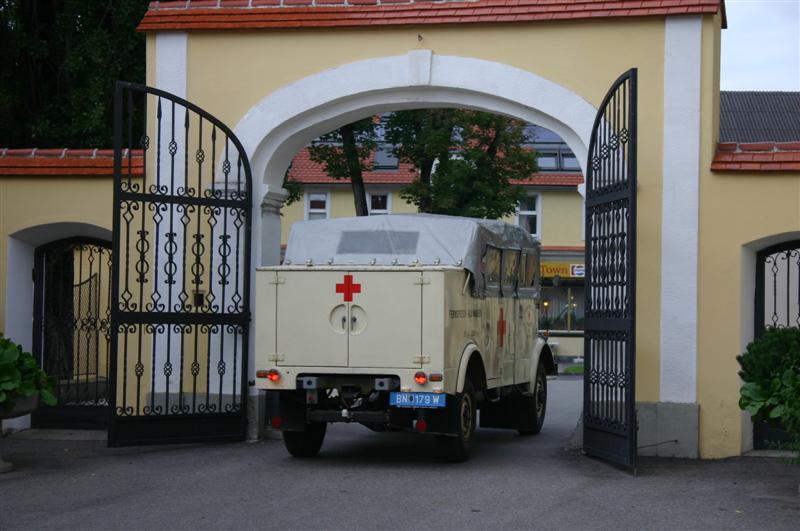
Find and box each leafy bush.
[740,370,800,434]
[738,327,800,447]
[0,333,57,414]
[737,327,800,393]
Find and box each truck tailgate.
[267,270,423,369]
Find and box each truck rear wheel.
[282,422,327,458]
[436,381,476,462]
[518,361,547,435]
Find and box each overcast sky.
[721,0,800,90]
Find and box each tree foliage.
[301,110,537,219]
[386,109,536,219]
[0,0,149,147]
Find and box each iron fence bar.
[110,81,252,445]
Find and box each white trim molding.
[234,52,597,198]
[659,16,703,404]
[155,32,187,98]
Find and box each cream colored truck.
[255,215,556,461]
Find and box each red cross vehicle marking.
[497,307,507,348]
[336,274,362,302]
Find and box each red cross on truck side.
[335,274,362,302]
[497,307,507,348]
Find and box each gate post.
[260,187,289,266]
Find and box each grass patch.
[563,365,584,375]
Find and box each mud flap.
[266,390,307,431]
[422,395,462,436]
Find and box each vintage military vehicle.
[255,214,556,461]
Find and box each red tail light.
[414,371,427,385]
[429,373,443,382]
[415,419,427,433]
[267,369,280,382]
[270,416,282,429]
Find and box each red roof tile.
[138,0,723,32]
[0,148,144,177]
[711,142,800,173]
[288,147,582,186]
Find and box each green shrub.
[737,327,800,392]
[740,369,800,434]
[0,333,57,414]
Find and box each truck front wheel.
[282,422,327,458]
[435,381,476,462]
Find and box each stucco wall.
[0,177,113,340]
[169,18,667,404]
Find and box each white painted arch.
[233,50,598,197]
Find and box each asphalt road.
[1,377,798,530]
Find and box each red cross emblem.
[336,274,361,302]
[497,307,507,348]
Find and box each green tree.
[0,0,149,147]
[307,118,377,216]
[386,109,537,219]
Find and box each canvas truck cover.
[283,214,539,293]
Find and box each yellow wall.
[0,177,114,333]
[175,18,667,403]
[693,12,800,458]
[539,189,584,248]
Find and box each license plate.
[389,392,446,409]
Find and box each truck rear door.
[346,270,423,369]
[275,270,348,367]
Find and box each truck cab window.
[483,246,502,294]
[502,249,520,296]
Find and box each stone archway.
[231,51,598,266]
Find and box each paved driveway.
[1,377,798,530]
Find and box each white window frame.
[304,189,330,220]
[516,193,541,239]
[367,190,392,215]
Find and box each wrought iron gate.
[755,241,800,338]
[110,82,252,446]
[32,238,112,429]
[583,69,638,469]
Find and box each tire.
[518,361,547,436]
[436,381,476,462]
[282,422,327,458]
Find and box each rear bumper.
[265,389,461,436]
[254,366,445,393]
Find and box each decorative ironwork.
[110,82,252,446]
[583,69,638,470]
[755,241,800,338]
[31,238,112,429]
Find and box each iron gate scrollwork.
[110,82,252,446]
[583,69,638,469]
[32,238,112,429]
[755,241,800,338]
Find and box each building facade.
[2,0,800,459]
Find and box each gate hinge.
[268,353,285,362]
[413,354,431,364]
[414,277,431,286]
[269,276,285,285]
